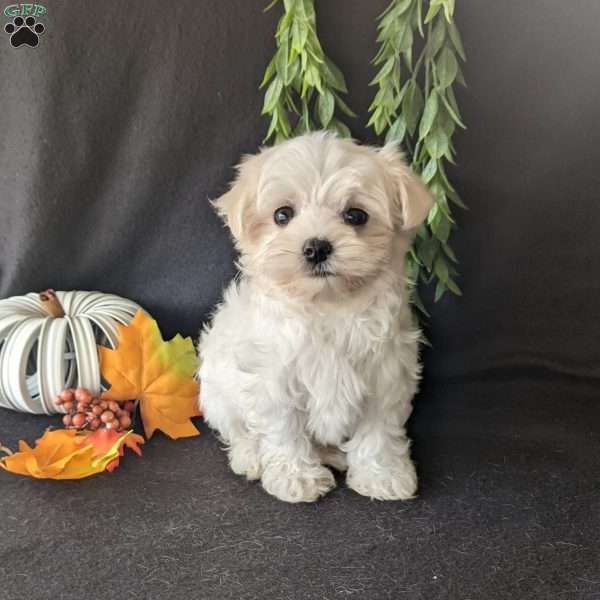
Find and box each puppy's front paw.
[347,457,417,501]
[261,463,336,503]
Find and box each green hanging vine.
[369,0,467,311]
[260,0,355,143]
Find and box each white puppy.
[198,132,432,503]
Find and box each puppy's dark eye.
[274,206,294,226]
[343,208,369,226]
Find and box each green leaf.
[442,242,458,263]
[439,90,466,128]
[303,64,323,95]
[419,89,439,140]
[317,90,335,127]
[300,48,308,73]
[429,180,446,201]
[434,280,447,301]
[434,255,449,283]
[446,85,461,114]
[421,157,437,183]
[404,80,424,136]
[429,16,446,57]
[370,57,396,86]
[291,18,309,54]
[447,262,459,278]
[277,7,295,36]
[443,144,456,165]
[262,78,283,114]
[263,111,279,143]
[263,0,279,12]
[402,46,413,71]
[282,87,300,115]
[427,202,439,225]
[447,20,466,61]
[294,116,308,135]
[332,119,351,138]
[447,189,467,209]
[276,102,291,137]
[376,21,393,44]
[436,193,455,222]
[424,1,442,23]
[424,125,449,158]
[433,212,451,243]
[442,0,455,21]
[284,59,299,87]
[367,105,383,130]
[422,270,434,284]
[377,1,397,20]
[372,84,395,111]
[301,96,311,130]
[411,285,430,317]
[409,246,423,267]
[436,47,458,88]
[390,0,413,18]
[323,57,348,93]
[333,92,356,118]
[385,116,407,144]
[276,37,289,83]
[372,43,389,66]
[396,22,414,53]
[416,0,424,36]
[300,0,313,19]
[260,55,277,89]
[415,223,429,241]
[438,104,456,139]
[445,277,462,295]
[417,236,437,271]
[435,161,455,193]
[306,44,325,65]
[394,78,411,107]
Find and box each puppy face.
[214,132,432,301]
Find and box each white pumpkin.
[0,291,140,415]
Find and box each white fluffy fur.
[198,132,432,503]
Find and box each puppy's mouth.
[309,265,335,278]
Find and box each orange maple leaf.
[86,429,145,473]
[98,310,201,440]
[0,429,143,479]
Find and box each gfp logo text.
[3,3,46,17]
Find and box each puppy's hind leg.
[200,376,262,481]
[228,434,262,481]
[317,445,348,472]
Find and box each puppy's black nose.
[303,238,333,264]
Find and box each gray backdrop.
[1,1,599,381]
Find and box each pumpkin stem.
[39,289,65,317]
[0,441,14,456]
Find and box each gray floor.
[2,378,599,600]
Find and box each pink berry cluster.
[54,388,135,432]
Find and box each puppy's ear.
[211,155,259,243]
[379,143,433,230]
[212,184,247,241]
